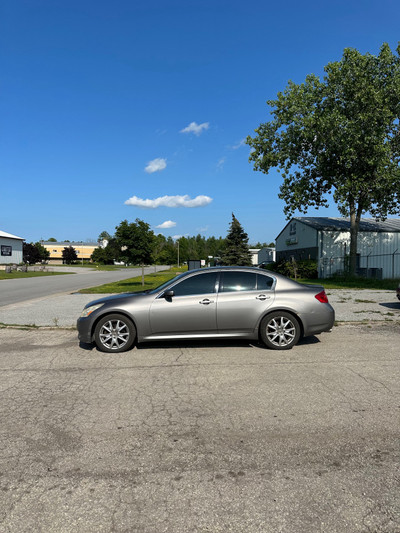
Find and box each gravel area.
[0,288,398,328]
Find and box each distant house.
[0,230,24,264]
[42,241,99,263]
[249,247,276,266]
[276,217,400,279]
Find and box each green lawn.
[0,270,71,280]
[79,266,186,294]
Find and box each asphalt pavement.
[0,324,399,532]
[0,265,169,307]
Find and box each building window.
[1,245,12,256]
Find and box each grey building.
[276,217,400,279]
[0,230,24,264]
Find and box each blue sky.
[1,0,399,244]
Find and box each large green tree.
[23,242,50,264]
[247,43,400,275]
[62,246,78,264]
[221,214,252,266]
[114,219,155,265]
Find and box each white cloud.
[145,158,167,173]
[180,121,209,136]
[231,138,246,150]
[217,157,225,169]
[197,226,209,233]
[155,220,177,229]
[124,194,213,208]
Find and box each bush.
[263,259,318,279]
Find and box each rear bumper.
[301,304,335,336]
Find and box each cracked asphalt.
[0,323,399,532]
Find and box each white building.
[249,247,276,266]
[0,230,24,264]
[276,217,400,279]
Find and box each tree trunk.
[349,202,361,276]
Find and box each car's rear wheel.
[260,312,301,350]
[94,314,136,353]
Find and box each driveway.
[0,324,399,532]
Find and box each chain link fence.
[319,251,400,279]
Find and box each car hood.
[85,291,149,309]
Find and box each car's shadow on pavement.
[379,302,400,310]
[79,341,95,351]
[79,336,321,352]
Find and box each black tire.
[260,311,301,350]
[94,314,136,353]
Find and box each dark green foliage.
[91,238,120,265]
[98,231,112,243]
[152,234,227,265]
[247,43,400,275]
[23,242,50,264]
[221,214,252,266]
[114,219,155,265]
[266,259,318,279]
[62,246,78,264]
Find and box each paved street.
[0,265,169,307]
[0,324,399,532]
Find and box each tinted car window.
[221,272,257,292]
[257,274,274,290]
[171,272,218,297]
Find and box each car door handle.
[199,299,214,305]
[256,294,271,300]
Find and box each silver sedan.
[77,266,335,353]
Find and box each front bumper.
[77,317,94,344]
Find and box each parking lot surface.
[0,324,399,532]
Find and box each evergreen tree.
[221,214,252,266]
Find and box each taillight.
[315,290,329,303]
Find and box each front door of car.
[216,271,275,333]
[149,271,219,336]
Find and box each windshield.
[148,271,189,295]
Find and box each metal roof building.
[0,230,24,265]
[276,217,400,279]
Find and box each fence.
[319,251,400,279]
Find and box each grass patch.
[0,322,39,328]
[79,266,187,294]
[0,271,71,280]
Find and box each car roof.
[177,266,301,287]
[180,265,281,278]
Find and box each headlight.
[80,303,104,318]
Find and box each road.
[0,323,399,532]
[0,265,169,307]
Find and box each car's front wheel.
[260,312,301,350]
[94,314,136,353]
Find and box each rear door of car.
[216,271,275,333]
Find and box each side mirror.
[163,290,175,299]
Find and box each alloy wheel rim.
[266,317,296,347]
[99,320,130,350]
